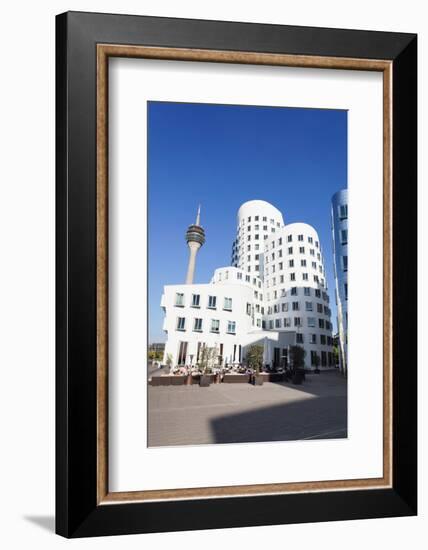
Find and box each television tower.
[185,205,205,284]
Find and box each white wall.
[0,1,425,549]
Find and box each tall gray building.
[331,189,348,375]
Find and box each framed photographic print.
[56,11,417,537]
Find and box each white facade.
[161,201,334,369]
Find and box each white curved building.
[231,200,284,278]
[161,200,334,370]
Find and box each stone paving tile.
[148,372,347,447]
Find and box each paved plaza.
[148,371,347,447]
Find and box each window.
[278,249,283,257]
[263,225,267,231]
[299,246,305,254]
[342,255,348,271]
[193,318,203,331]
[315,241,319,248]
[281,289,286,298]
[177,317,186,331]
[341,229,348,245]
[288,246,293,254]
[279,262,283,270]
[255,234,259,240]
[344,283,348,300]
[290,273,295,281]
[275,319,281,328]
[287,235,292,242]
[289,259,294,267]
[255,244,259,251]
[314,275,319,283]
[284,318,291,327]
[255,225,259,230]
[245,275,250,282]
[247,225,251,231]
[263,216,267,222]
[175,293,185,306]
[301,259,307,267]
[280,275,284,283]
[269,320,274,329]
[255,254,259,260]
[211,319,220,333]
[310,248,315,256]
[304,287,311,296]
[294,317,301,327]
[311,351,318,366]
[247,245,251,251]
[291,287,297,296]
[302,273,308,281]
[223,297,232,311]
[310,334,317,344]
[208,295,217,309]
[312,261,317,269]
[227,320,236,334]
[296,333,304,343]
[255,215,259,221]
[307,317,316,327]
[248,216,251,222]
[246,303,252,315]
[317,303,323,313]
[315,289,321,298]
[278,237,282,245]
[320,335,326,345]
[282,302,288,312]
[305,301,313,311]
[298,234,304,241]
[237,272,242,280]
[292,302,299,311]
[247,255,251,262]
[318,318,325,329]
[308,236,313,244]
[339,204,348,220]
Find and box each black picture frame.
[56,11,417,538]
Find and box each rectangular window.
[246,303,252,315]
[341,229,348,245]
[278,238,282,245]
[302,273,308,281]
[294,317,301,327]
[269,320,274,329]
[223,297,233,311]
[211,319,220,333]
[339,204,348,220]
[304,287,311,296]
[305,301,313,311]
[307,317,316,327]
[290,273,295,281]
[191,294,200,307]
[275,319,281,328]
[298,234,304,241]
[315,289,321,298]
[310,334,317,344]
[227,320,236,334]
[288,247,293,254]
[175,293,185,306]
[317,303,323,313]
[296,333,304,343]
[319,318,325,329]
[292,302,299,311]
[320,335,326,345]
[177,317,186,330]
[289,259,294,267]
[342,255,348,271]
[301,259,307,267]
[310,248,315,256]
[287,235,292,242]
[208,295,217,309]
[308,236,313,244]
[280,275,284,283]
[282,302,288,312]
[237,272,242,280]
[291,287,297,296]
[193,318,203,331]
[299,246,305,254]
[284,317,291,327]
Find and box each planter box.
[260,373,284,383]
[199,374,212,387]
[252,374,264,386]
[223,374,251,384]
[150,375,171,386]
[170,375,187,386]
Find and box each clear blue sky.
[148,101,347,342]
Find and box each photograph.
[147,101,349,447]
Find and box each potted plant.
[313,353,321,374]
[198,345,217,387]
[165,353,173,373]
[289,345,306,385]
[247,344,264,386]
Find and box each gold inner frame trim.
[96,44,393,505]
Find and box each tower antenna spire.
[196,204,201,226]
